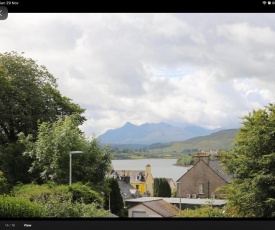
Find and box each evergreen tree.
[153,178,171,197]
[103,178,124,216]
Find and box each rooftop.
[126,197,227,206]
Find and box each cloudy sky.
[1,13,275,137]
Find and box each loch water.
[111,158,192,182]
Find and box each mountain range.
[98,122,227,145]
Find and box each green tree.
[103,178,124,216]
[18,114,112,185]
[221,103,275,217]
[176,153,195,166]
[0,51,86,185]
[0,51,85,143]
[153,178,171,197]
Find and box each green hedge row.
[0,195,42,217]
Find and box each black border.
[1,218,275,230]
[2,0,275,13]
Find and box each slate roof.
[176,159,232,183]
[208,160,232,183]
[115,170,146,183]
[133,199,180,217]
[118,180,142,199]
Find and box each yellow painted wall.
[131,182,146,195]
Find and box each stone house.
[128,198,180,217]
[176,152,232,199]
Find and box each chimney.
[145,164,151,176]
[194,152,210,165]
[121,175,130,184]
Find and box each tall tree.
[18,114,112,185]
[103,178,124,216]
[221,103,275,217]
[0,51,86,185]
[153,178,171,197]
[0,51,86,143]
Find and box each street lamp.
[175,181,182,217]
[122,192,127,207]
[69,151,84,185]
[108,192,111,212]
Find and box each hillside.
[148,129,239,154]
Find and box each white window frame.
[199,183,204,194]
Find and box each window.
[136,185,139,189]
[199,183,204,194]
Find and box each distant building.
[112,164,154,196]
[128,198,180,217]
[126,197,227,210]
[176,152,232,199]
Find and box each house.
[165,178,176,192]
[118,175,143,204]
[128,198,180,217]
[176,152,232,199]
[112,164,154,196]
[109,171,143,202]
[126,197,227,210]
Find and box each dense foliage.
[0,195,43,218]
[0,51,85,143]
[176,153,195,166]
[18,114,112,185]
[0,171,10,194]
[0,51,86,185]
[10,182,110,218]
[103,178,124,216]
[221,103,275,217]
[153,178,171,197]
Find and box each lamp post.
[109,192,111,212]
[69,151,84,185]
[176,182,182,217]
[122,192,127,207]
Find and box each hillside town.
[109,151,228,217]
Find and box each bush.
[36,194,109,218]
[0,171,10,194]
[0,195,42,217]
[12,182,73,203]
[11,182,53,201]
[180,205,226,218]
[68,182,102,206]
[10,182,109,217]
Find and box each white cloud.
[2,13,275,137]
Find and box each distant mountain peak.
[98,122,225,145]
[123,122,135,127]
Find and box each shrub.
[0,195,42,217]
[68,182,102,206]
[36,194,109,218]
[180,205,226,218]
[12,182,72,203]
[0,171,10,194]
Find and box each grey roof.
[176,159,232,183]
[118,180,142,199]
[132,199,180,217]
[114,170,146,182]
[209,160,232,183]
[126,197,227,206]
